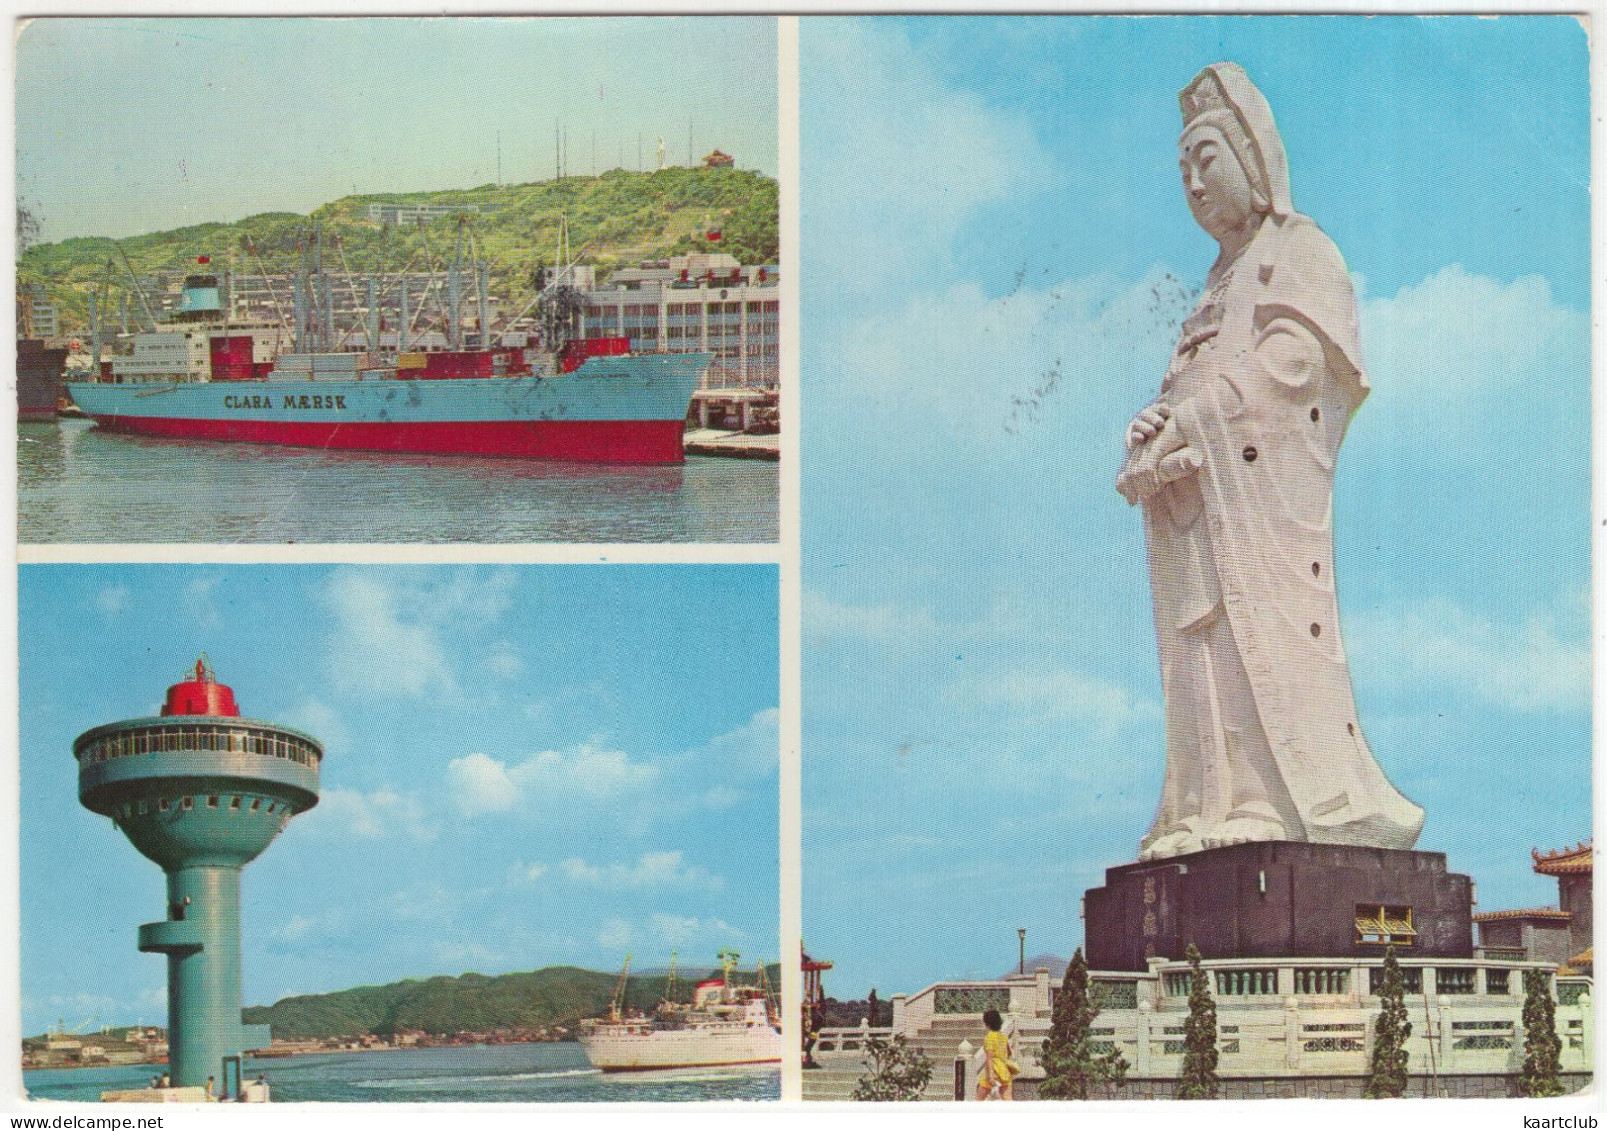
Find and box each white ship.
[577,951,781,1072]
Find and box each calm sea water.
[24,1043,779,1103]
[18,421,778,544]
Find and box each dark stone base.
[1083,841,1473,972]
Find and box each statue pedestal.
[1083,841,1473,972]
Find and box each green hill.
[20,167,778,335]
[241,962,782,1040]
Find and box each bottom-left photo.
[19,563,781,1103]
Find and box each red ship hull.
[94,414,688,465]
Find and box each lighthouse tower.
[75,656,321,1089]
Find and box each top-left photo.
[17,16,781,545]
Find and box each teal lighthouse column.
[75,657,320,1088]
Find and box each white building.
[808,955,1592,1100]
[580,253,779,390]
[22,284,58,338]
[366,202,481,225]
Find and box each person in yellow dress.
[976,1008,1019,1101]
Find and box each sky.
[15,17,779,243]
[19,564,778,1037]
[800,16,1591,997]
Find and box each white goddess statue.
[1116,63,1424,861]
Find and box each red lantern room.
[159,654,240,718]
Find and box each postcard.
[799,15,1592,1103]
[18,563,781,1101]
[16,17,781,545]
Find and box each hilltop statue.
[1116,63,1423,861]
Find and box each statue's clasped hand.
[1117,402,1202,505]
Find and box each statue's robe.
[1136,212,1424,855]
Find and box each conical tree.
[1364,944,1412,1097]
[1176,944,1219,1099]
[1039,948,1128,1099]
[1519,969,1566,1098]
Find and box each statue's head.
[1178,63,1291,241]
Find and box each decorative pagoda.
[1473,839,1592,974]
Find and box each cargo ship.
[66,255,707,465]
[577,952,781,1072]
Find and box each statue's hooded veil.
[1179,63,1367,393]
[1179,63,1293,218]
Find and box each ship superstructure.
[577,951,781,1072]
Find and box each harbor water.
[24,1043,779,1103]
[18,420,778,543]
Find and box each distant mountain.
[242,961,781,1040]
[21,166,778,335]
[997,954,1068,980]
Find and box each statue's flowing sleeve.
[1164,216,1423,849]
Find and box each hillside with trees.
[20,167,778,335]
[242,961,781,1040]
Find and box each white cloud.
[93,585,130,616]
[559,851,724,893]
[445,744,659,817]
[948,668,1160,742]
[1360,266,1587,408]
[434,941,502,970]
[647,913,741,948]
[275,914,318,941]
[482,641,524,681]
[318,568,518,698]
[809,20,1049,295]
[803,591,939,644]
[697,707,779,777]
[183,574,224,631]
[278,696,348,757]
[597,918,633,949]
[649,913,702,947]
[835,269,1188,438]
[300,786,436,841]
[505,861,548,886]
[445,752,520,816]
[1350,598,1589,713]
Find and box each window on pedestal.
[1355,904,1416,947]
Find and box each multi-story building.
[579,253,779,390]
[366,202,481,225]
[21,284,59,339]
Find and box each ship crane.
[608,954,632,1023]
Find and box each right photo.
[800,16,1591,1102]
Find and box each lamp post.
[1018,928,1026,976]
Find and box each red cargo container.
[559,337,631,374]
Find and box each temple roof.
[1561,947,1594,976]
[1533,841,1592,875]
[1471,907,1572,923]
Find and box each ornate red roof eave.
[801,948,834,973]
[1472,907,1573,923]
[1532,840,1593,876]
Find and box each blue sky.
[16,17,778,243]
[19,565,778,1036]
[801,16,1591,996]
